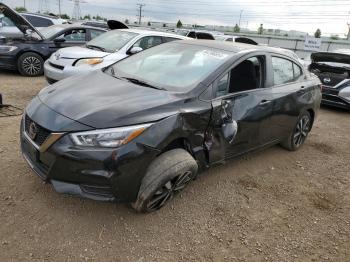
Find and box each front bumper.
[321,87,350,110]
[0,54,17,70]
[44,59,97,83]
[20,116,159,203]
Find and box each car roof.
[176,40,299,58]
[120,28,189,39]
[47,24,107,30]
[22,12,59,20]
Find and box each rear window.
[23,15,53,27]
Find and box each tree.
[314,28,321,38]
[60,14,70,19]
[147,21,151,26]
[124,19,129,24]
[14,6,27,12]
[83,14,91,20]
[258,24,264,35]
[176,20,183,28]
[233,24,240,33]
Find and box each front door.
[205,55,274,164]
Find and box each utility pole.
[238,10,243,27]
[58,0,61,17]
[137,3,145,25]
[24,0,26,9]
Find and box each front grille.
[322,94,348,105]
[322,87,339,96]
[80,184,114,198]
[49,62,64,70]
[24,115,51,146]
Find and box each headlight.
[75,58,104,66]
[70,123,152,148]
[0,46,18,53]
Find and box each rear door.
[261,54,310,142]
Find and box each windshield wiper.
[86,44,107,52]
[121,77,166,91]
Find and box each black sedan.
[0,3,106,76]
[21,40,321,213]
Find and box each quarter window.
[293,63,303,79]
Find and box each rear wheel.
[17,52,44,76]
[132,149,198,213]
[281,111,312,151]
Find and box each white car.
[44,29,189,83]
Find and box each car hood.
[38,71,185,129]
[311,52,350,65]
[0,3,44,40]
[58,46,109,59]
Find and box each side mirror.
[222,120,238,144]
[54,38,66,44]
[128,46,143,55]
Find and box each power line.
[136,3,145,25]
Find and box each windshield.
[86,30,138,53]
[39,25,65,38]
[108,42,231,92]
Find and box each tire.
[132,149,198,213]
[281,111,312,151]
[17,52,44,76]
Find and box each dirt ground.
[0,70,349,262]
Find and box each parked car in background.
[44,29,189,83]
[0,12,67,38]
[175,29,215,39]
[0,3,107,76]
[309,50,350,109]
[214,34,259,45]
[22,40,321,213]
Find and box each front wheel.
[17,52,44,76]
[132,149,198,213]
[281,111,312,151]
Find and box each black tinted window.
[23,15,53,27]
[272,57,294,85]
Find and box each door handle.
[259,99,272,105]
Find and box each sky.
[2,0,350,36]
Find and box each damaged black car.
[309,50,350,109]
[21,40,321,213]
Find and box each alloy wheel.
[22,57,42,76]
[146,171,193,212]
[293,115,311,147]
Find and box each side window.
[58,29,86,42]
[215,56,265,98]
[272,57,294,85]
[132,36,163,50]
[24,15,53,27]
[293,63,303,80]
[90,29,104,40]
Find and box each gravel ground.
[0,70,349,262]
